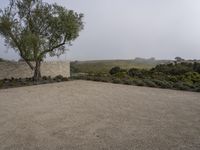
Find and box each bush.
[180,72,200,83]
[54,75,64,82]
[195,87,200,92]
[121,79,133,85]
[152,63,194,75]
[193,62,200,74]
[143,79,157,87]
[0,80,3,87]
[152,79,172,89]
[114,72,128,78]
[42,76,48,80]
[132,79,145,86]
[167,76,179,82]
[128,68,143,78]
[173,82,191,91]
[109,66,121,75]
[112,78,122,84]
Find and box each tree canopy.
[0,0,84,80]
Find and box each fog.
[1,0,200,60]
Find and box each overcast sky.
[1,0,200,60]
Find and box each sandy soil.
[0,80,200,150]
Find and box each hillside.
[70,58,172,74]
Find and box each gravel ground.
[0,80,200,150]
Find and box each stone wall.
[0,61,70,79]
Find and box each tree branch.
[9,32,34,70]
[40,34,67,57]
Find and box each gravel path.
[0,80,200,150]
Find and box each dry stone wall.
[0,61,70,79]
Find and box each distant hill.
[70,58,172,74]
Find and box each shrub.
[167,76,178,82]
[173,82,191,91]
[132,79,145,86]
[193,62,200,74]
[54,75,64,82]
[152,79,172,89]
[121,79,133,85]
[62,77,68,81]
[112,78,122,84]
[128,68,143,78]
[152,63,193,75]
[109,66,121,75]
[143,79,157,87]
[180,72,200,83]
[42,76,48,80]
[114,72,128,79]
[0,80,3,87]
[195,87,200,92]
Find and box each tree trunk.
[33,61,41,81]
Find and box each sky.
[0,0,200,61]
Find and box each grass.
[71,59,171,74]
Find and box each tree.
[175,57,184,62]
[109,66,121,75]
[0,0,84,81]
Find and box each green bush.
[0,80,3,87]
[195,87,200,92]
[128,68,143,78]
[193,62,200,74]
[143,79,157,87]
[173,82,191,91]
[132,79,145,86]
[121,79,133,85]
[167,75,179,82]
[114,71,128,79]
[152,79,172,89]
[109,66,121,75]
[180,72,200,83]
[112,78,122,84]
[152,62,194,75]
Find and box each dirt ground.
[0,80,200,150]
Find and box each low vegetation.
[0,75,68,89]
[72,62,200,92]
[70,58,171,74]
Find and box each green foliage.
[131,79,145,86]
[0,76,69,89]
[113,72,128,78]
[109,66,121,75]
[128,68,149,78]
[111,78,123,84]
[143,79,157,87]
[173,82,191,91]
[0,0,84,80]
[193,62,200,73]
[128,68,143,78]
[70,59,169,74]
[108,62,200,91]
[152,63,194,75]
[180,72,200,83]
[152,79,172,89]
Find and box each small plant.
[132,79,145,86]
[54,75,64,82]
[112,78,122,84]
[152,79,172,89]
[173,82,190,91]
[143,79,157,87]
[109,67,121,75]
